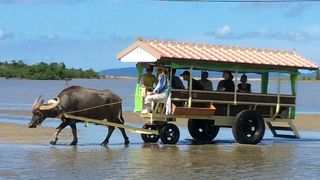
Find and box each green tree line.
[0,60,100,80]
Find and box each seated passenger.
[141,66,169,114]
[140,67,158,91]
[237,74,251,93]
[217,71,235,92]
[199,71,213,91]
[181,71,206,108]
[180,71,204,90]
[171,69,185,89]
[171,69,185,107]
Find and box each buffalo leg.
[119,127,130,144]
[50,121,68,145]
[101,126,115,146]
[69,123,78,145]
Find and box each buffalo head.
[29,96,60,128]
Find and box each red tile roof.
[117,38,318,70]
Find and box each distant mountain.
[99,67,137,77]
[300,71,317,77]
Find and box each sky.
[0,0,319,71]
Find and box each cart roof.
[117,38,318,71]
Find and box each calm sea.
[0,78,319,113]
[1,79,320,179]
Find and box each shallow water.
[2,135,320,179]
[2,116,320,179]
[1,79,320,179]
[0,79,136,111]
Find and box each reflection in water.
[126,144,181,179]
[2,138,320,179]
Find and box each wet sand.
[0,123,71,144]
[0,110,320,144]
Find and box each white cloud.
[206,26,320,42]
[305,26,320,39]
[248,28,320,41]
[0,29,4,39]
[284,4,307,18]
[236,3,312,19]
[39,33,61,41]
[0,28,14,40]
[215,25,231,37]
[47,33,59,40]
[204,25,233,38]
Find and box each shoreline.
[1,109,320,129]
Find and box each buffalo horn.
[32,95,42,110]
[39,97,60,110]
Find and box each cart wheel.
[188,119,219,141]
[159,123,180,144]
[232,110,265,144]
[141,124,160,143]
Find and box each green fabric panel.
[170,62,180,69]
[261,72,269,94]
[290,74,298,119]
[134,63,144,112]
[136,63,143,80]
[134,84,143,112]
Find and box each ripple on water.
[2,131,320,179]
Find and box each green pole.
[261,72,269,94]
[290,73,298,119]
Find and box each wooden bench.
[171,104,216,116]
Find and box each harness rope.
[61,101,122,114]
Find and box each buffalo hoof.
[101,142,108,147]
[70,141,78,146]
[101,143,108,147]
[101,140,108,146]
[124,139,130,145]
[50,136,58,145]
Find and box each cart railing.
[171,89,296,106]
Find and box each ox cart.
[115,38,318,145]
[47,38,318,145]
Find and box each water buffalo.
[29,86,130,146]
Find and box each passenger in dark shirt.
[170,69,186,107]
[180,70,205,107]
[180,71,204,90]
[171,69,185,89]
[217,71,235,92]
[237,74,251,93]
